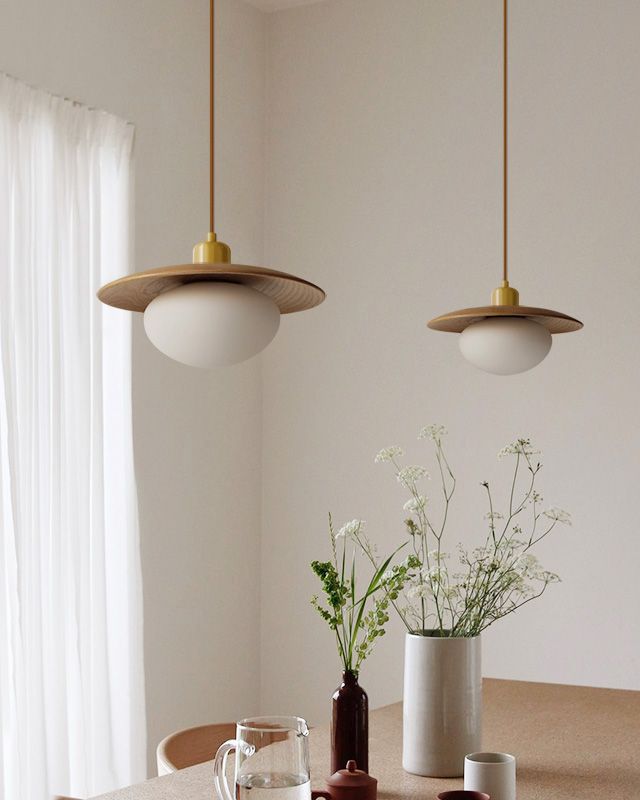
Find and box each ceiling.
[246,0,325,12]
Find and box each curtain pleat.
[0,72,146,799]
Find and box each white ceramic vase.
[402,632,482,777]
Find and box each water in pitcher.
[236,773,311,800]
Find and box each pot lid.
[327,761,377,789]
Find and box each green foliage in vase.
[311,516,417,674]
[364,427,571,638]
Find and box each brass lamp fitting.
[491,280,519,306]
[193,232,231,264]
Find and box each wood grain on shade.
[91,679,640,800]
[428,306,583,334]
[97,264,326,314]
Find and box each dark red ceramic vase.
[331,670,369,774]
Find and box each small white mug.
[464,752,516,800]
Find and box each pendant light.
[97,0,325,368]
[428,0,582,375]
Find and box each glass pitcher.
[214,716,330,800]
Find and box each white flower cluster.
[466,545,491,564]
[336,519,365,540]
[514,553,541,577]
[403,495,428,513]
[484,511,504,521]
[418,424,447,442]
[423,564,445,582]
[397,465,430,488]
[511,553,559,586]
[408,574,460,602]
[407,583,431,600]
[374,446,404,464]
[497,438,541,460]
[542,507,572,525]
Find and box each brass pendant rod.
[210,0,215,234]
[503,0,508,282]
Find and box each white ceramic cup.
[464,752,516,800]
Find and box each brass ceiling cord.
[210,0,215,235]
[503,0,508,283]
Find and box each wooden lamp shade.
[428,304,583,334]
[97,263,325,314]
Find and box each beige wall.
[260,0,640,724]
[4,0,640,778]
[0,0,266,773]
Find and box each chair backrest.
[156,722,236,776]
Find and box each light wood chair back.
[156,722,236,776]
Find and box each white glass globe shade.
[144,281,280,368]
[459,316,552,375]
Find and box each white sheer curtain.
[0,73,146,799]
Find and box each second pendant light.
[428,0,582,374]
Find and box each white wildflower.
[440,584,461,601]
[497,438,540,460]
[403,495,428,513]
[514,553,541,578]
[418,424,447,442]
[427,549,448,563]
[423,565,443,583]
[484,511,504,521]
[407,583,432,600]
[397,465,430,488]
[542,508,572,526]
[471,546,491,562]
[497,444,516,459]
[517,581,537,599]
[336,519,365,540]
[374,446,404,464]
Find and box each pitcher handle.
[213,739,237,800]
[214,739,256,800]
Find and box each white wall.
[260,0,640,725]
[0,0,266,774]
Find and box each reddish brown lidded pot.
[314,760,377,800]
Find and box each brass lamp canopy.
[428,0,582,341]
[97,0,324,319]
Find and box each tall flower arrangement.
[359,427,570,637]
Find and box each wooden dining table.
[93,678,640,799]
